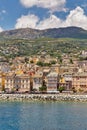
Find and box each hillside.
[0,26,87,39]
[0,26,87,59]
[0,37,87,59]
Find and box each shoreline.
[1,94,87,102]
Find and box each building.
[63,73,72,90]
[0,74,2,91]
[33,73,43,91]
[58,75,66,90]
[5,73,30,92]
[81,50,87,57]
[72,72,87,92]
[5,73,15,92]
[78,61,87,68]
[51,64,60,73]
[47,72,58,92]
[14,74,30,92]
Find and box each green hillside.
[0,37,87,59]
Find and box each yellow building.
[0,72,6,91]
[72,72,87,92]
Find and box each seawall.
[1,94,87,102]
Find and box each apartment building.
[72,72,87,92]
[47,72,58,92]
[33,73,43,91]
[57,72,73,91]
[5,73,30,92]
[5,73,15,91]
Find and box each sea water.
[0,101,87,130]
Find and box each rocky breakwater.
[1,94,87,102]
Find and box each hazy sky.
[0,0,87,32]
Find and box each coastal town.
[0,49,87,94]
[1,1,87,130]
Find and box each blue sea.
[0,101,87,130]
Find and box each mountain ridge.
[0,26,87,39]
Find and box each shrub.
[50,60,56,64]
[39,86,47,92]
[58,86,65,93]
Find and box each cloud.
[15,14,39,29]
[2,10,6,14]
[37,15,62,29]
[15,13,62,29]
[15,6,87,30]
[63,6,87,29]
[0,10,6,15]
[0,27,3,32]
[20,0,66,12]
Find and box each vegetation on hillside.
[0,37,87,59]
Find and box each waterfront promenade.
[1,93,87,102]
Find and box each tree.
[50,60,56,64]
[36,61,43,66]
[59,58,62,64]
[44,62,51,67]
[39,86,47,92]
[58,86,65,93]
[70,59,73,64]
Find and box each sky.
[0,0,87,32]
